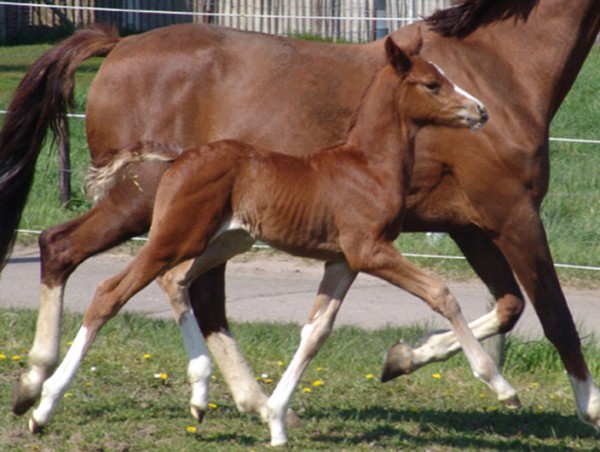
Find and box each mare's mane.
[425,0,539,38]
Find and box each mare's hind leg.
[382,229,524,378]
[267,261,357,446]
[30,245,177,433]
[343,239,520,408]
[156,228,255,423]
[189,269,302,425]
[13,161,165,416]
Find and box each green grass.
[1,309,599,450]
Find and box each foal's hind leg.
[13,162,163,416]
[344,240,520,407]
[267,261,357,446]
[156,229,255,423]
[382,229,524,378]
[30,248,175,432]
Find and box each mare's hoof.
[286,408,302,429]
[190,406,205,423]
[500,394,522,410]
[381,341,415,382]
[12,382,38,416]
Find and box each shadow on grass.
[305,405,597,449]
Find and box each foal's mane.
[425,0,539,38]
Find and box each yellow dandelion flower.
[365,373,374,380]
[186,426,197,434]
[432,373,441,379]
[12,355,21,361]
[67,341,73,346]
[530,382,539,388]
[208,402,218,409]
[63,393,73,398]
[316,367,323,372]
[85,382,92,387]
[277,361,285,367]
[302,387,312,393]
[0,353,6,360]
[312,379,324,387]
[154,372,168,381]
[264,378,273,384]
[143,353,151,359]
[479,393,485,398]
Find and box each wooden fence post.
[57,115,71,206]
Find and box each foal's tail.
[0,26,120,271]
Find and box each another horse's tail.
[0,25,120,271]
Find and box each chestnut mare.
[2,0,600,434]
[28,37,499,445]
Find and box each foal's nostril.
[478,104,489,123]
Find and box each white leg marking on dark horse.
[411,307,503,366]
[179,311,212,420]
[30,325,90,432]
[19,285,64,402]
[570,373,600,429]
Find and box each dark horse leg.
[14,159,278,422]
[493,212,600,425]
[187,268,298,423]
[12,161,163,415]
[382,228,525,379]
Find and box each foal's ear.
[385,37,412,77]
[385,26,424,76]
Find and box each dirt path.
[2,245,599,344]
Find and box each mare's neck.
[464,0,600,124]
[343,66,415,173]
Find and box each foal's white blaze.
[179,311,212,418]
[570,373,600,428]
[432,62,486,130]
[30,326,90,431]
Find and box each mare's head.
[385,34,488,131]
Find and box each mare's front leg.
[492,208,600,427]
[267,261,357,446]
[383,228,525,377]
[29,247,173,433]
[343,239,520,408]
[13,161,165,416]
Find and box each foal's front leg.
[345,240,520,408]
[267,261,357,446]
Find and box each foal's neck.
[343,66,415,170]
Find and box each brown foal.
[28,36,509,446]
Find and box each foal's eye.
[425,82,441,91]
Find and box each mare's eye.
[425,82,441,91]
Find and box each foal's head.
[385,35,488,131]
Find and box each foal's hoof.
[190,406,205,423]
[12,382,38,416]
[28,417,44,435]
[286,408,302,429]
[381,341,415,382]
[500,394,522,410]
